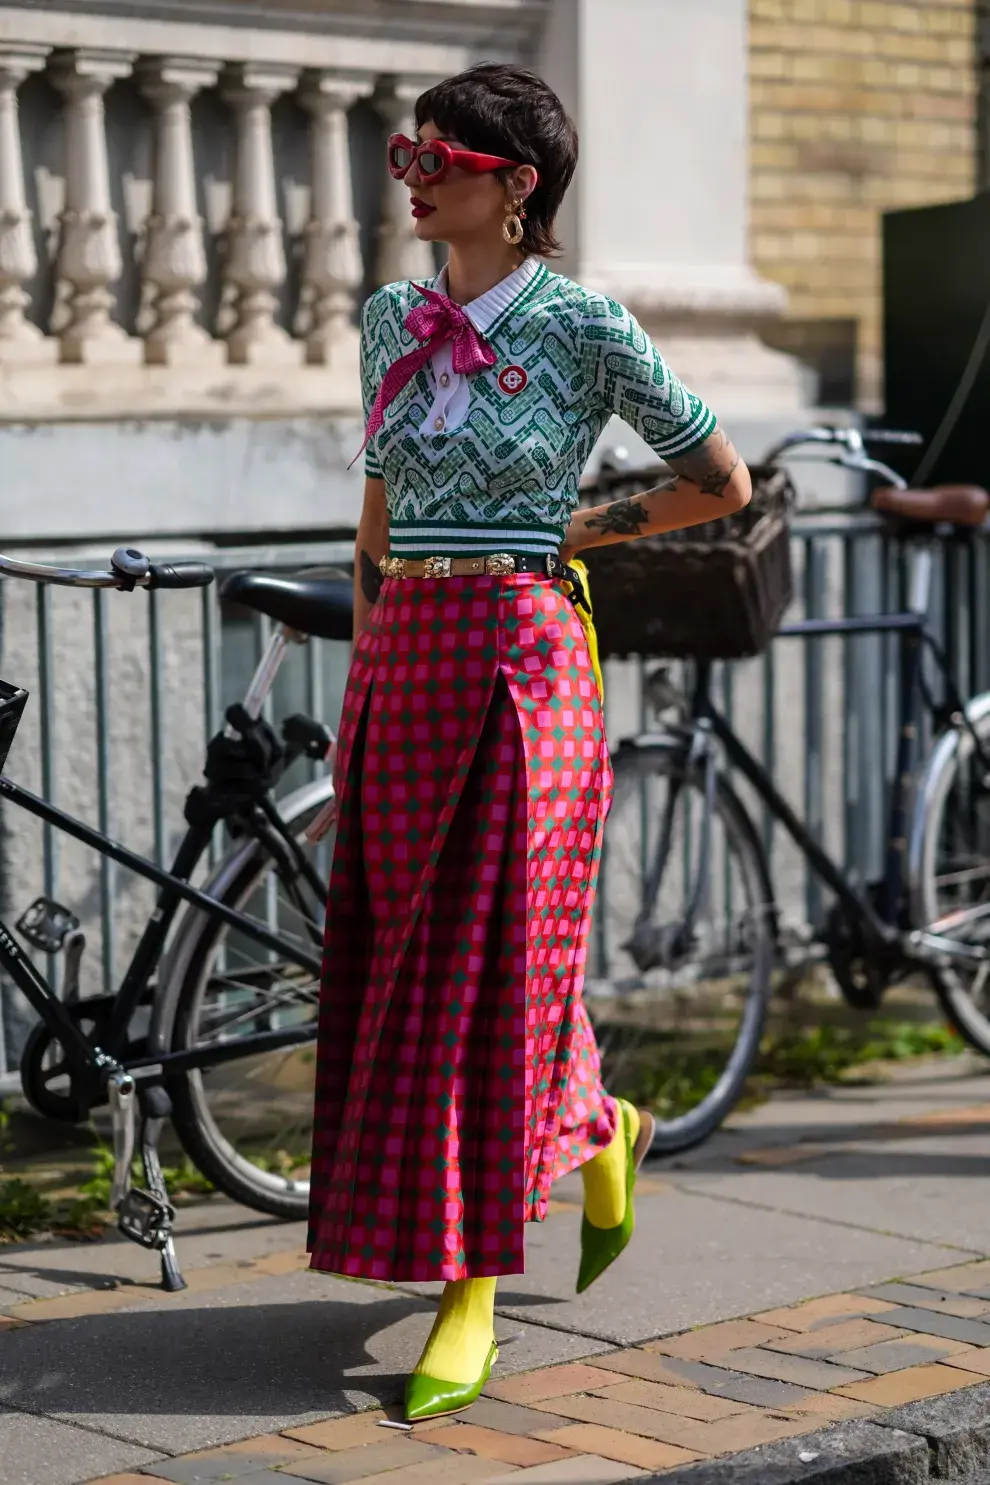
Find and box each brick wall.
[749,0,979,409]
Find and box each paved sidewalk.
[3,1057,990,1484]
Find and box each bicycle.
[587,425,990,1154]
[0,546,351,1288]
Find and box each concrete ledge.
[876,1380,990,1480]
[644,1384,990,1483]
[646,1420,930,1485]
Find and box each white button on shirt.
[419,256,542,438]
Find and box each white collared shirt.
[418,256,544,437]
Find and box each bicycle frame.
[682,537,981,945]
[0,622,328,1102]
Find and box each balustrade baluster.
[50,48,142,364]
[221,62,302,365]
[0,43,56,364]
[299,71,368,366]
[139,56,223,366]
[374,80,434,286]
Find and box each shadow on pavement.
[0,1260,125,1291]
[493,1289,570,1308]
[0,1294,428,1420]
[653,1115,990,1181]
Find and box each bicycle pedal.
[0,679,28,771]
[16,897,81,953]
[282,713,335,760]
[117,1187,175,1249]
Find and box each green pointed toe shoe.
[576,1101,656,1295]
[403,1340,499,1423]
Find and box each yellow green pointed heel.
[576,1100,656,1295]
[404,1339,499,1422]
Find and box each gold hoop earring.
[502,198,526,246]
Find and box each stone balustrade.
[0,3,514,417]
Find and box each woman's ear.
[510,163,539,202]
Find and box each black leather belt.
[381,552,569,579]
[378,550,590,609]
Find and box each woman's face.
[403,120,536,247]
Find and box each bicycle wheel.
[588,739,774,1153]
[914,700,990,1054]
[167,776,335,1218]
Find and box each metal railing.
[0,518,988,1090]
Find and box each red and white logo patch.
[497,364,528,395]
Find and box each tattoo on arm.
[667,425,740,499]
[360,547,384,605]
[584,497,651,537]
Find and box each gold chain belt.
[379,552,567,580]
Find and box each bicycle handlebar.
[758,425,922,494]
[146,562,216,590]
[0,546,215,591]
[760,424,921,465]
[857,429,925,446]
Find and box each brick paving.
[80,1255,990,1483]
[2,1069,988,1483]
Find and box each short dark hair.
[415,63,578,257]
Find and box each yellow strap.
[563,557,605,706]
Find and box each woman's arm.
[353,475,389,643]
[561,426,751,561]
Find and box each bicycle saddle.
[221,570,353,642]
[872,484,990,528]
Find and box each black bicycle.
[0,547,351,1288]
[588,425,990,1153]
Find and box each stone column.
[138,57,223,367]
[0,44,56,364]
[539,0,810,423]
[220,62,302,365]
[374,80,434,286]
[50,48,141,365]
[298,71,368,366]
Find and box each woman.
[308,62,751,1422]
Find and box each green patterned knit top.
[360,255,717,559]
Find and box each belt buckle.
[423,555,452,579]
[381,556,405,579]
[485,553,516,577]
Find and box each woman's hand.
[354,476,389,644]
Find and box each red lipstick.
[411,197,435,218]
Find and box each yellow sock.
[581,1101,640,1229]
[412,1277,497,1384]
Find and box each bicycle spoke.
[924,719,990,1054]
[170,790,335,1213]
[196,981,319,1043]
[589,745,770,1144]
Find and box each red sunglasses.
[387,134,535,186]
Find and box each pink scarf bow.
[351,283,497,467]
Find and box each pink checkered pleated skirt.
[307,574,617,1282]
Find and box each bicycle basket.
[0,680,28,772]
[583,463,795,660]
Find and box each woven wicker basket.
[582,464,795,660]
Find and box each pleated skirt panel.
[307,574,617,1282]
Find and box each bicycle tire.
[168,777,334,1219]
[590,740,775,1155]
[913,698,990,1055]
